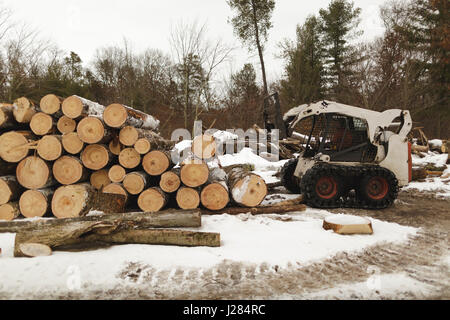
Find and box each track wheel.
[301,166,344,208]
[280,159,301,194]
[357,167,398,209]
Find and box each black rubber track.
[280,158,301,194]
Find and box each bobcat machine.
[277,100,413,210]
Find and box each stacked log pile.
[0,95,270,223]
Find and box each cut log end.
[138,188,168,212]
[30,113,53,136]
[37,135,62,161]
[109,139,123,156]
[18,243,52,258]
[0,202,20,221]
[77,117,106,144]
[57,116,77,134]
[103,103,128,128]
[62,96,84,119]
[19,190,51,218]
[62,132,84,154]
[119,148,141,169]
[52,184,92,219]
[13,97,36,123]
[323,215,374,235]
[0,176,20,205]
[90,170,111,191]
[16,156,51,190]
[119,126,139,146]
[232,174,267,207]
[0,131,32,163]
[134,138,151,154]
[143,151,171,176]
[180,161,209,188]
[53,156,85,185]
[123,172,147,195]
[81,144,110,170]
[201,183,229,211]
[103,183,129,203]
[160,171,181,193]
[192,135,216,160]
[40,94,62,115]
[176,187,200,210]
[109,165,126,183]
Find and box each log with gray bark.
[103,103,160,130]
[227,167,267,207]
[62,95,106,120]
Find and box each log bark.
[412,167,427,181]
[62,95,105,119]
[30,112,55,136]
[119,126,175,150]
[228,168,267,207]
[40,94,63,117]
[0,104,15,130]
[103,183,130,205]
[118,148,141,170]
[138,187,169,212]
[0,208,202,234]
[109,136,123,156]
[180,158,210,188]
[81,144,112,170]
[77,116,114,144]
[14,228,219,257]
[142,150,173,176]
[202,204,307,216]
[16,156,56,190]
[176,187,200,210]
[52,183,126,218]
[323,216,374,235]
[160,169,181,193]
[0,159,16,176]
[62,132,84,154]
[90,169,111,191]
[57,116,77,134]
[108,165,127,183]
[123,171,149,195]
[0,176,22,205]
[37,135,63,161]
[53,156,89,185]
[441,141,449,154]
[0,202,20,221]
[192,134,216,160]
[412,144,429,154]
[200,168,229,211]
[103,103,160,130]
[0,131,37,163]
[19,189,54,218]
[13,97,38,123]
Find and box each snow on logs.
[103,103,160,130]
[227,167,267,208]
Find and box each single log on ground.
[109,165,126,183]
[90,169,111,190]
[202,204,307,216]
[40,94,63,116]
[57,116,77,134]
[411,144,429,154]
[192,135,216,160]
[18,243,52,258]
[120,126,175,150]
[142,150,173,176]
[119,148,141,170]
[81,144,112,170]
[53,156,89,185]
[52,184,126,218]
[123,172,149,195]
[176,187,200,210]
[228,168,267,207]
[0,131,36,163]
[62,96,105,119]
[323,215,374,235]
[109,135,123,156]
[0,104,15,130]
[0,202,20,221]
[160,169,181,193]
[16,156,56,190]
[62,132,84,154]
[0,209,201,234]
[0,176,22,205]
[0,159,16,176]
[14,227,219,257]
[30,112,55,136]
[180,158,209,188]
[103,183,130,204]
[13,97,37,123]
[138,187,169,212]
[103,103,160,130]
[77,116,113,144]
[37,135,63,161]
[201,168,229,211]
[19,189,54,218]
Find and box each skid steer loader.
[280,100,413,209]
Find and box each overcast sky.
[3,0,387,83]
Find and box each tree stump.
[323,215,374,235]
